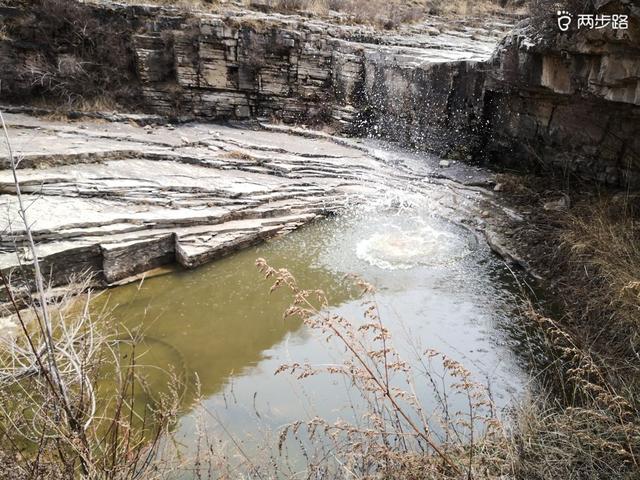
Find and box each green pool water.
[100,207,531,472]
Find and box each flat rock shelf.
[0,112,519,296]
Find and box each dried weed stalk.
[0,109,181,479]
[256,258,513,478]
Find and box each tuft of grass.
[510,307,640,479]
[561,199,640,346]
[222,149,256,160]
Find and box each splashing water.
[99,202,529,472]
[355,215,475,270]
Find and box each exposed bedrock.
[483,0,640,187]
[0,1,508,162]
[0,1,639,297]
[0,113,511,300]
[130,11,502,160]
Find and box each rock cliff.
[0,0,638,185]
[483,0,640,187]
[0,1,508,160]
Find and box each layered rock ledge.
[0,112,520,296]
[0,2,510,166]
[0,1,638,298]
[484,0,640,187]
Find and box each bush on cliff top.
[5,0,139,108]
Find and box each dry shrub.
[510,308,640,479]
[0,276,182,479]
[6,0,139,108]
[0,111,182,479]
[496,175,640,478]
[556,197,640,361]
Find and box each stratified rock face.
[0,1,508,160]
[1,1,638,187]
[483,0,640,187]
[133,11,506,160]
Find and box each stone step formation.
[0,0,637,298]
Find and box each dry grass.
[0,279,182,479]
[515,190,640,364]
[0,110,184,479]
[561,200,640,343]
[6,0,140,108]
[507,303,640,479]
[493,174,640,478]
[112,0,518,29]
[222,149,255,160]
[117,0,225,10]
[251,252,640,478]
[255,259,516,478]
[497,175,640,364]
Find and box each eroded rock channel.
[0,1,639,476]
[0,1,536,292]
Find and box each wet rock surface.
[0,1,512,160]
[0,112,515,293]
[1,0,636,295]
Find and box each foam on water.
[354,217,474,270]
